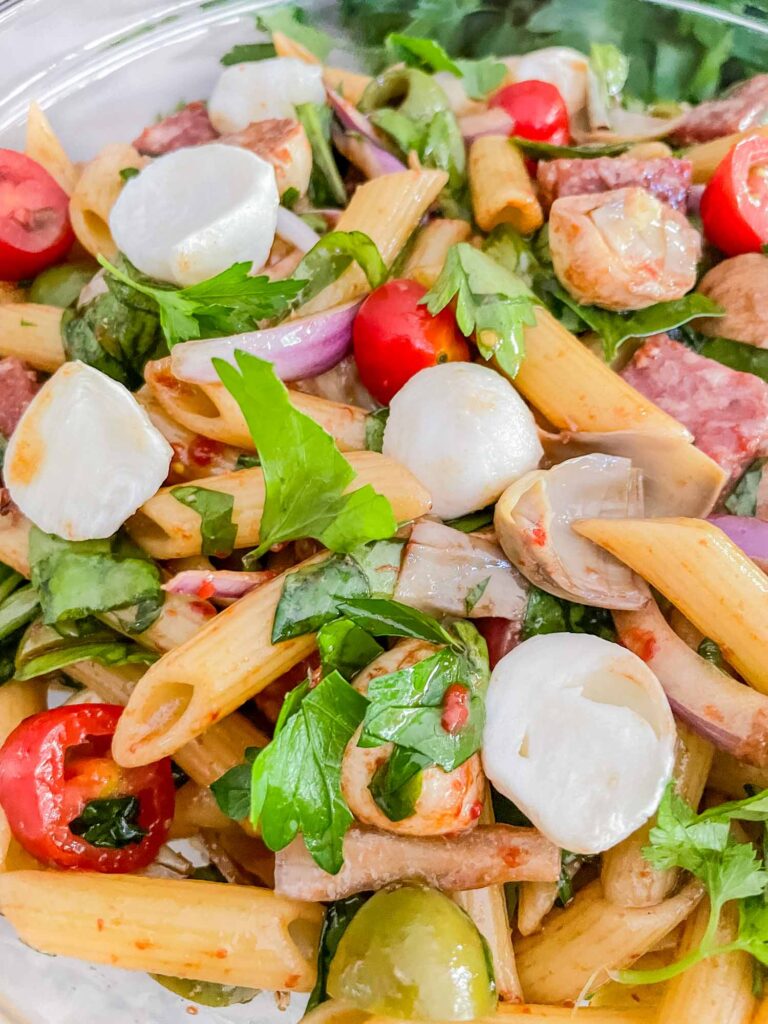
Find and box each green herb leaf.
[0,564,23,605]
[590,42,630,105]
[523,587,616,642]
[465,577,490,615]
[292,230,388,307]
[726,460,767,516]
[234,452,261,470]
[317,617,384,678]
[510,136,632,159]
[250,671,369,873]
[171,486,237,558]
[119,166,140,182]
[335,596,457,647]
[365,408,389,453]
[455,58,507,100]
[307,894,369,1011]
[28,527,164,631]
[210,746,261,820]
[697,336,768,384]
[483,226,543,290]
[257,5,334,61]
[69,796,147,848]
[151,976,258,1008]
[14,617,156,681]
[98,257,304,349]
[386,32,461,73]
[0,584,39,642]
[697,637,726,670]
[444,508,494,533]
[215,353,396,560]
[369,744,430,821]
[424,243,539,379]
[296,102,347,208]
[220,41,276,65]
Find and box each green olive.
[29,262,96,308]
[359,67,449,123]
[326,885,497,1021]
[151,974,259,1007]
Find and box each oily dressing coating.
[549,187,701,311]
[697,254,768,348]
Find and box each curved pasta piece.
[0,679,48,872]
[686,125,768,184]
[69,143,146,258]
[25,101,79,195]
[574,517,768,695]
[401,219,472,289]
[0,872,323,992]
[469,137,543,234]
[127,450,431,559]
[144,357,369,452]
[0,303,65,372]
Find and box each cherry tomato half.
[489,80,570,146]
[0,149,75,280]
[700,136,768,257]
[0,704,174,871]
[353,279,469,405]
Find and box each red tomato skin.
[0,704,174,871]
[489,80,570,145]
[700,137,768,256]
[353,279,470,405]
[0,149,75,280]
[441,683,470,734]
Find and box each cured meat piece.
[537,156,692,211]
[0,358,39,438]
[622,334,768,479]
[669,75,768,145]
[133,101,219,156]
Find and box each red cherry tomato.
[489,80,570,146]
[700,136,768,256]
[0,149,75,280]
[0,704,174,871]
[353,279,469,404]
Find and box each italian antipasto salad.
[1,3,768,1021]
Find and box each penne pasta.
[515,878,704,1003]
[0,678,48,872]
[708,749,768,798]
[685,125,768,183]
[512,308,692,438]
[517,881,559,937]
[469,138,543,234]
[298,170,449,315]
[25,100,79,194]
[574,517,768,695]
[624,141,674,160]
[169,780,232,838]
[0,871,323,991]
[69,143,146,259]
[655,900,756,1024]
[0,302,65,372]
[601,721,713,906]
[145,357,369,452]
[402,218,473,288]
[127,450,432,559]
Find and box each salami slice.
[669,75,768,145]
[133,101,219,156]
[537,157,692,211]
[0,358,40,439]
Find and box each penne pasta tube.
[69,143,146,259]
[708,749,768,798]
[304,1004,655,1024]
[111,553,329,766]
[755,1002,768,1024]
[517,881,558,937]
[624,141,674,160]
[25,100,79,195]
[144,357,369,452]
[601,720,713,907]
[655,899,755,1024]
[0,678,48,872]
[0,302,65,372]
[127,451,432,559]
[0,871,323,991]
[512,308,692,439]
[469,138,544,234]
[299,170,448,315]
[574,517,768,695]
[686,125,768,183]
[515,878,704,1004]
[169,780,232,838]
[402,218,473,288]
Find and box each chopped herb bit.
[119,166,140,182]
[220,41,276,65]
[726,460,766,517]
[171,486,237,557]
[465,576,490,614]
[69,796,147,849]
[365,407,390,453]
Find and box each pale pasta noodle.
[469,137,543,234]
[25,101,79,194]
[0,303,65,372]
[69,143,145,258]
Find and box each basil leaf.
[465,577,490,615]
[697,637,726,670]
[171,486,237,557]
[296,102,347,208]
[119,166,140,182]
[69,796,147,848]
[234,452,261,470]
[220,42,276,65]
[386,32,461,74]
[335,596,457,646]
[317,617,384,678]
[510,136,632,159]
[0,563,23,604]
[292,230,388,307]
[0,584,39,641]
[307,894,369,1012]
[210,746,261,821]
[455,58,507,100]
[523,587,616,642]
[14,617,156,681]
[726,459,766,516]
[444,508,494,533]
[365,408,389,453]
[369,745,429,821]
[697,336,768,384]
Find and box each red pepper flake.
[469,800,483,821]
[441,683,470,734]
[96,918,105,932]
[529,524,547,547]
[196,577,216,600]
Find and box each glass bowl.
[0,0,767,1020]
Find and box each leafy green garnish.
[335,596,457,647]
[726,459,767,517]
[14,617,156,681]
[369,745,430,821]
[307,894,369,1011]
[69,796,147,848]
[292,230,388,307]
[256,5,334,61]
[296,102,347,208]
[210,746,261,820]
[0,584,39,642]
[696,336,768,385]
[444,508,494,533]
[170,486,237,558]
[523,587,616,642]
[317,617,384,678]
[234,452,261,470]
[590,42,630,109]
[423,243,539,378]
[465,577,490,614]
[697,637,726,670]
[365,408,389,453]
[510,136,632,159]
[220,41,276,65]
[387,32,507,100]
[98,257,304,349]
[151,976,258,1008]
[119,166,140,182]
[251,671,369,873]
[456,58,507,100]
[215,353,396,561]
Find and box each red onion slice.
[333,128,407,179]
[708,516,768,572]
[170,300,361,384]
[163,569,276,601]
[275,206,321,254]
[459,107,514,142]
[326,87,381,142]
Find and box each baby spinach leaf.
[365,408,389,453]
[69,796,147,848]
[368,744,430,821]
[296,102,348,208]
[317,617,384,678]
[523,587,616,642]
[335,596,457,647]
[171,486,237,557]
[697,336,768,384]
[14,617,156,681]
[210,746,261,820]
[292,230,388,307]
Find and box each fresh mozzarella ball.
[382,362,543,519]
[503,47,590,115]
[5,362,172,541]
[209,58,325,133]
[482,633,676,854]
[109,144,279,286]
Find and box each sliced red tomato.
[353,279,469,405]
[441,683,470,734]
[700,136,768,256]
[488,80,570,146]
[0,704,174,871]
[0,149,75,280]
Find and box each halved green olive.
[29,262,96,308]
[151,974,259,1007]
[326,885,497,1021]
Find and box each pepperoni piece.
[537,156,692,212]
[133,101,219,157]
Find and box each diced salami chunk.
[622,335,768,479]
[537,157,692,211]
[133,101,219,156]
[669,75,768,145]
[0,358,40,438]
